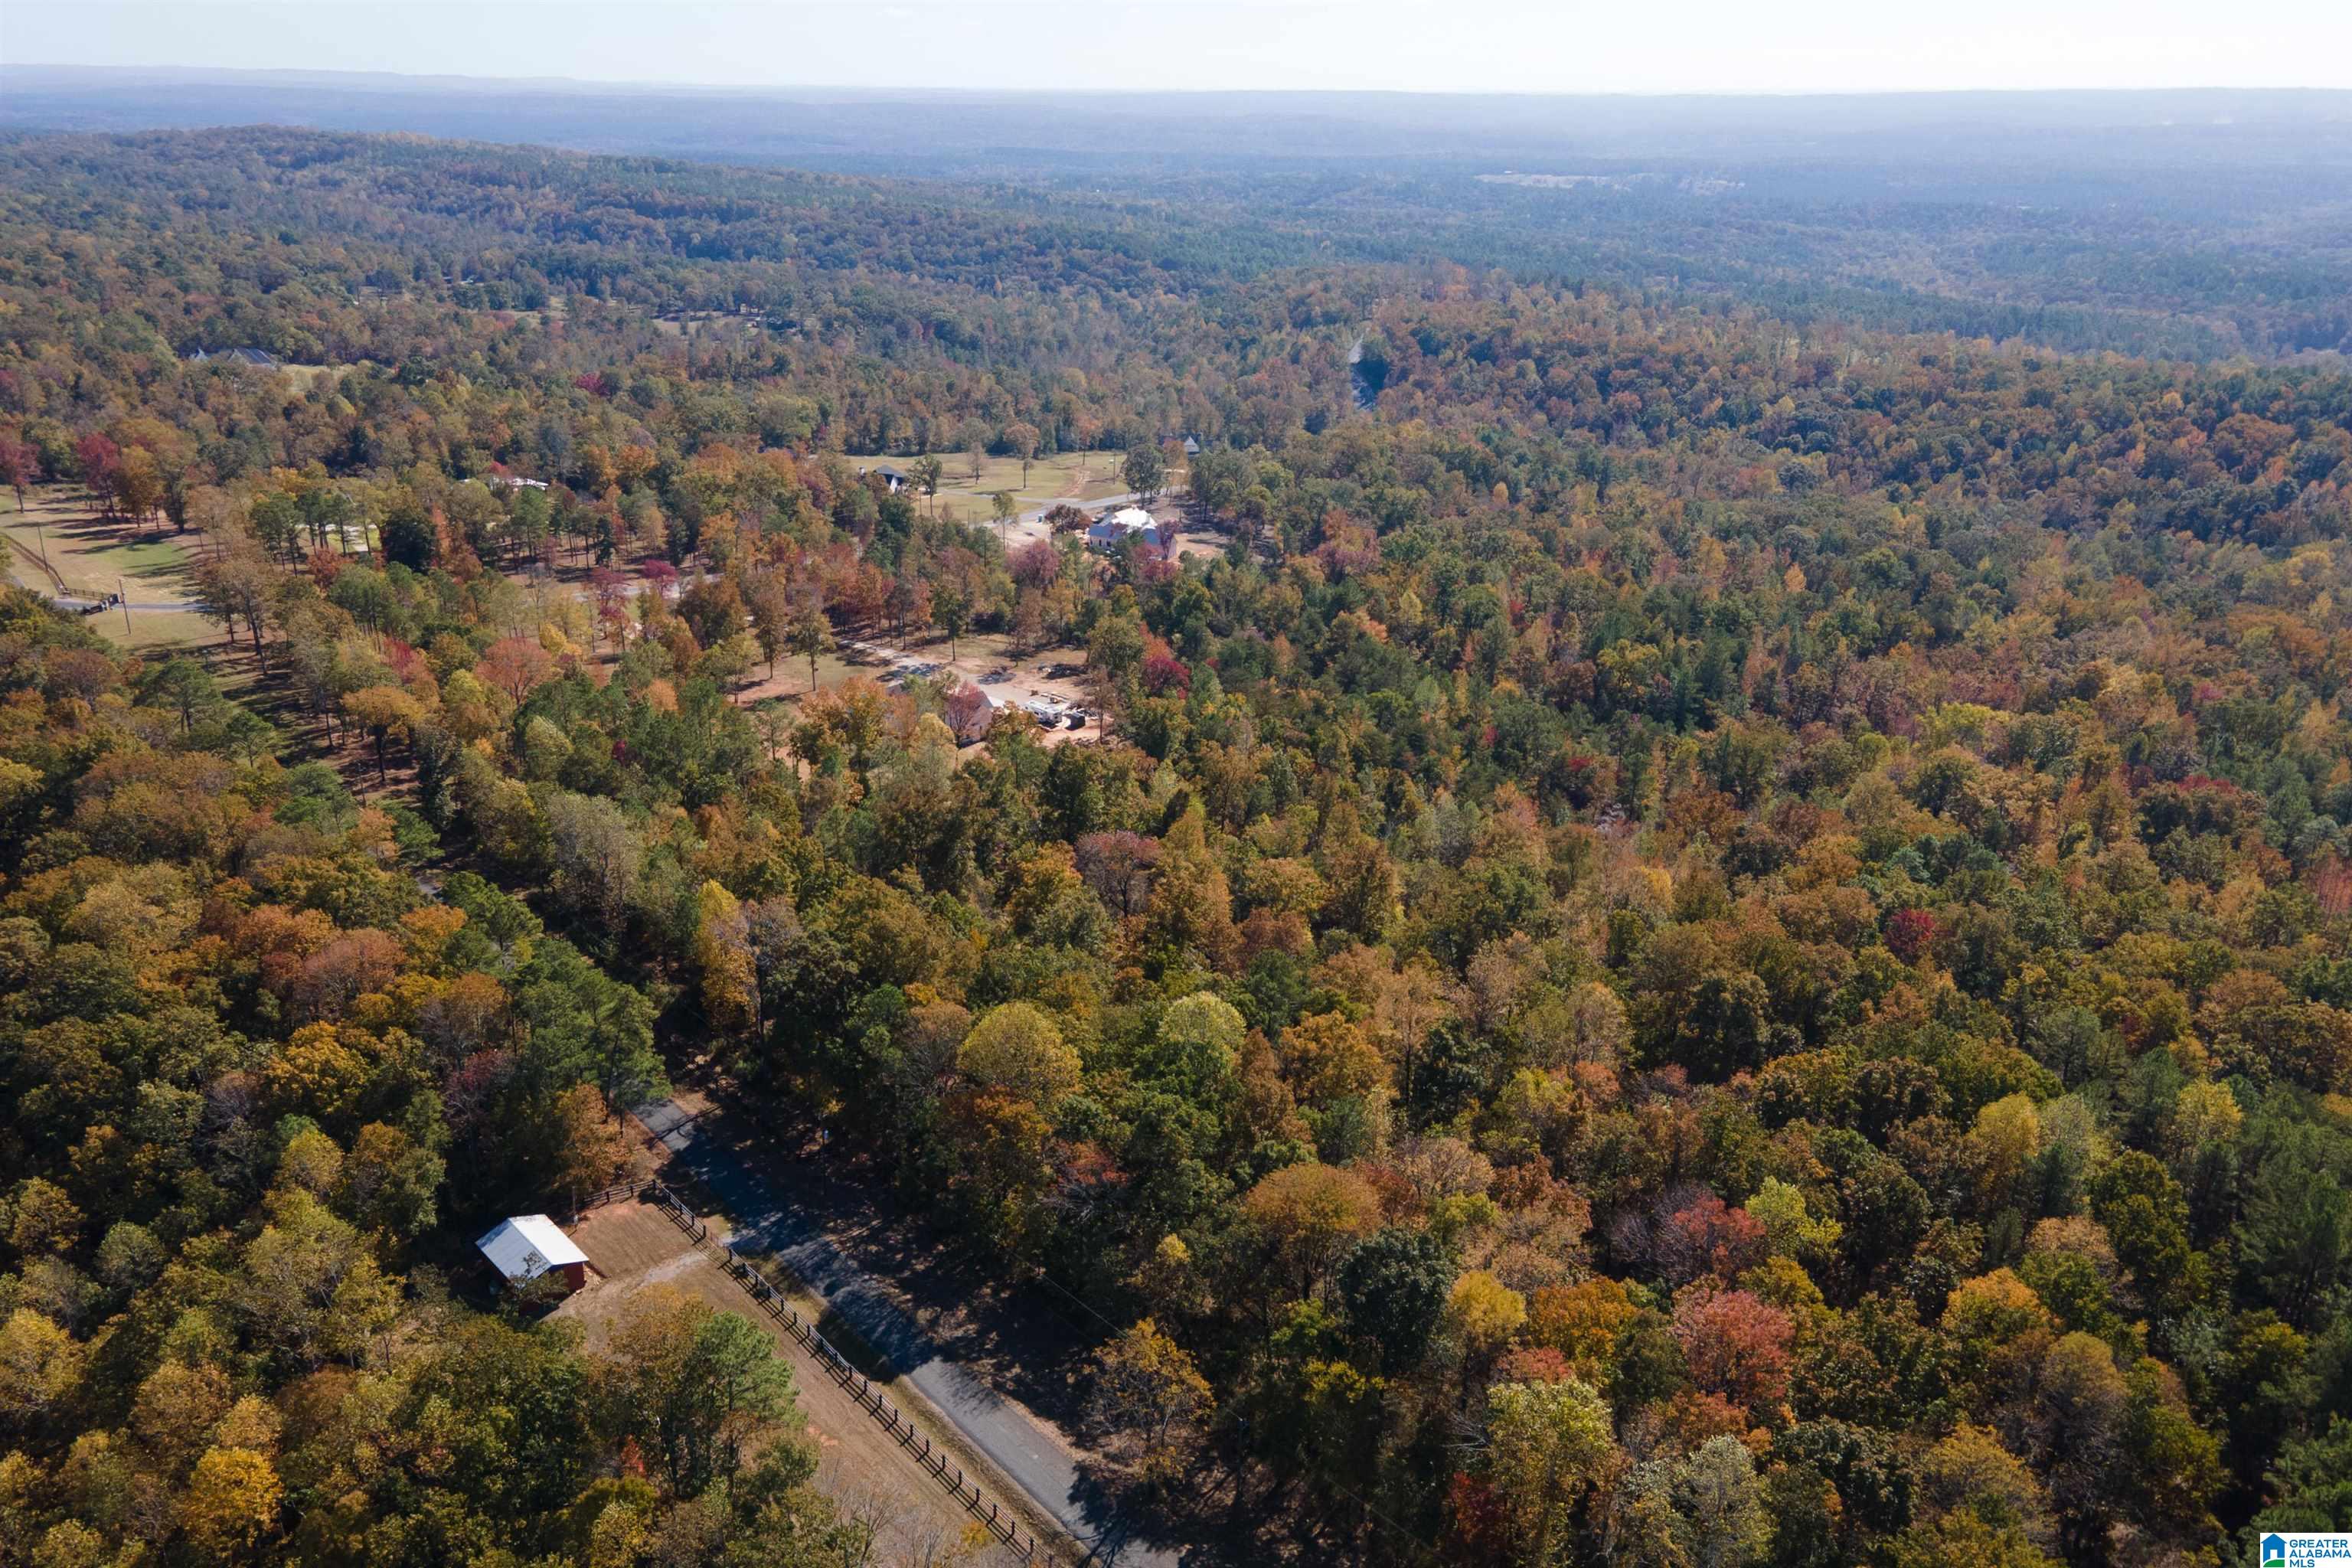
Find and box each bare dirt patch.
[1168,527,1231,564]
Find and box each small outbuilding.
[475,1214,593,1293]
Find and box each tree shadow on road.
[642,1057,1289,1563]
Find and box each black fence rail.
[643,1178,710,1243]
[567,1180,645,1220]
[626,1178,1060,1566]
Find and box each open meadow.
[1,485,218,651]
[902,447,1138,527]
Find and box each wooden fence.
[610,1177,1062,1566]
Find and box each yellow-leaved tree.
[1090,1318,1214,1486]
[956,1001,1081,1108]
[179,1446,283,1557]
[693,880,757,1034]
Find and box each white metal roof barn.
[475,1214,590,1282]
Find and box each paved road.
[53,595,206,612]
[635,1098,1181,1567]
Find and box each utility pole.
[118,578,131,639]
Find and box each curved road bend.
[634,1098,1181,1568]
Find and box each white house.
[1086,505,1169,550]
[946,683,998,745]
[476,1214,593,1292]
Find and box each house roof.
[475,1214,589,1281]
[1089,507,1168,547]
[185,347,282,368]
[947,684,998,742]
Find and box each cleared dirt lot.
[554,1201,1021,1566]
[841,633,1098,729]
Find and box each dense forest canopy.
[5,116,2352,1567]
[12,73,2352,358]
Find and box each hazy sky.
[8,0,2350,95]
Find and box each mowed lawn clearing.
[2,485,195,596]
[2,485,219,651]
[903,448,1136,528]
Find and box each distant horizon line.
[8,61,2351,104]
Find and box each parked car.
[980,666,1012,684]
